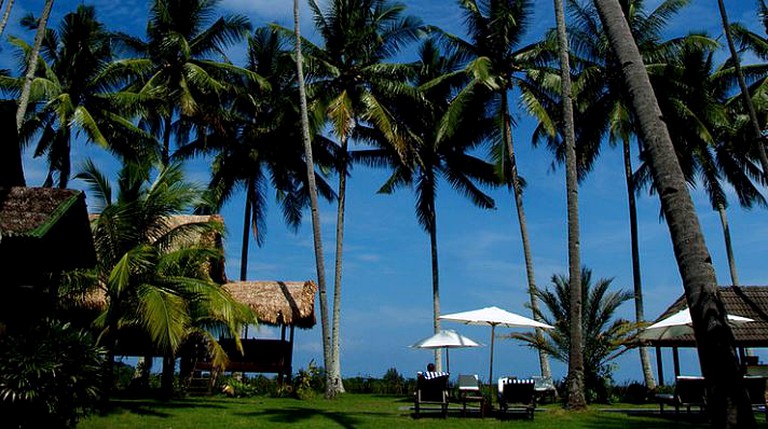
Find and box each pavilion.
[643,286,768,385]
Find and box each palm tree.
[716,0,768,180]
[514,267,634,403]
[2,5,153,188]
[436,0,553,379]
[530,0,706,390]
[732,1,768,62]
[0,0,15,37]
[551,0,586,409]
[176,26,337,284]
[591,0,756,425]
[356,39,499,372]
[107,0,255,165]
[730,2,768,177]
[636,43,767,287]
[302,0,422,386]
[15,0,53,131]
[76,160,254,399]
[293,0,333,399]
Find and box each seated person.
[418,363,448,379]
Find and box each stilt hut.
[212,280,318,383]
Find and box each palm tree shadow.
[99,399,226,418]
[236,407,367,428]
[588,410,711,428]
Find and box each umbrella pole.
[489,324,496,386]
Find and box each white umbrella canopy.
[439,306,554,385]
[409,329,483,373]
[640,307,754,341]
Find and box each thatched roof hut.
[0,187,95,325]
[87,213,227,284]
[0,187,95,280]
[223,281,318,329]
[161,214,227,284]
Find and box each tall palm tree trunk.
[0,0,14,37]
[500,91,551,379]
[716,0,768,179]
[330,136,349,396]
[162,115,172,166]
[623,136,656,389]
[16,0,54,132]
[294,0,332,399]
[160,354,175,399]
[554,0,585,409]
[240,180,253,282]
[428,209,443,371]
[593,0,755,426]
[717,204,739,286]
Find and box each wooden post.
[673,347,680,378]
[287,325,295,383]
[656,346,665,386]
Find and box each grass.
[77,394,768,428]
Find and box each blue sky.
[6,0,767,385]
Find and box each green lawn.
[77,394,768,428]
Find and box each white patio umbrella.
[640,307,754,341]
[409,329,483,373]
[439,306,554,385]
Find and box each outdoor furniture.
[744,376,768,421]
[497,377,536,420]
[456,374,486,417]
[532,375,557,403]
[655,376,707,414]
[746,364,768,378]
[414,372,450,418]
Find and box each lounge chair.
[456,374,485,417]
[414,372,449,418]
[655,376,707,414]
[532,375,557,403]
[498,377,536,420]
[744,376,768,421]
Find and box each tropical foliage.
[513,267,634,403]
[0,319,104,428]
[74,160,254,396]
[4,0,768,421]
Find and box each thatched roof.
[159,214,227,284]
[647,286,768,347]
[223,281,318,329]
[2,187,82,236]
[0,187,95,277]
[87,213,227,284]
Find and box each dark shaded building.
[0,187,95,325]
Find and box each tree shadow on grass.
[236,406,377,428]
[581,411,711,429]
[99,398,227,418]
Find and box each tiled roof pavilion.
[647,286,768,348]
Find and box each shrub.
[342,368,416,395]
[216,374,280,398]
[0,319,104,428]
[294,360,323,400]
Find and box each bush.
[0,319,104,428]
[294,360,323,400]
[216,374,280,398]
[619,381,650,404]
[342,368,415,395]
